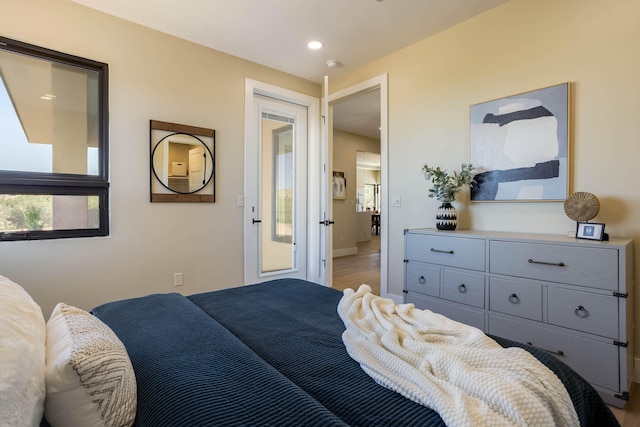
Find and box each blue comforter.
[91,279,619,426]
[91,292,346,426]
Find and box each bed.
[0,276,621,426]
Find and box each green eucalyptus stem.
[421,163,476,203]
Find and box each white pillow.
[45,303,136,427]
[0,275,46,427]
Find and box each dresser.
[403,228,634,407]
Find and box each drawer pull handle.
[418,276,426,284]
[528,259,565,267]
[431,248,454,254]
[574,305,588,318]
[526,342,565,357]
[508,293,520,304]
[458,284,467,293]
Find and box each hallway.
[332,235,380,295]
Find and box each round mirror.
[152,132,213,194]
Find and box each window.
[0,36,109,241]
[364,184,380,212]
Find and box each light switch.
[173,273,183,287]
[391,195,401,207]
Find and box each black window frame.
[0,36,109,241]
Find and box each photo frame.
[470,82,570,202]
[332,171,346,200]
[576,222,607,241]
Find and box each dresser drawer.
[547,287,619,338]
[405,262,440,297]
[489,314,620,392]
[489,278,542,321]
[490,241,618,291]
[442,270,485,308]
[406,233,485,271]
[405,292,485,330]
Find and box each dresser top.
[406,228,633,249]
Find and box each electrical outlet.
[173,273,183,287]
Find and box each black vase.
[436,202,457,230]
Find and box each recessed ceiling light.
[307,40,324,50]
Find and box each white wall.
[330,0,640,355]
[0,0,319,317]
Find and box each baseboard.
[333,247,358,258]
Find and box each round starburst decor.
[564,192,600,222]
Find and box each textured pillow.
[45,303,136,427]
[0,275,46,427]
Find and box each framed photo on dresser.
[576,222,606,241]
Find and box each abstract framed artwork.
[469,82,570,202]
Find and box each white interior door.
[319,76,332,286]
[188,146,205,192]
[245,94,308,284]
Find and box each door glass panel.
[261,112,295,273]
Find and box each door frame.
[243,79,321,284]
[326,74,390,299]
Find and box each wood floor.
[332,235,640,425]
[332,234,380,295]
[610,384,640,426]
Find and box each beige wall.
[330,0,640,356]
[332,130,381,252]
[0,0,319,317]
[2,0,640,360]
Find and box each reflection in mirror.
[152,133,212,193]
[150,121,215,203]
[0,48,101,176]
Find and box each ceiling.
[70,0,509,138]
[70,0,508,84]
[332,89,381,140]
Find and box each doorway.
[326,74,389,297]
[244,79,321,285]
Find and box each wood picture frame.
[150,120,215,203]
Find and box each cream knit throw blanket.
[337,285,579,427]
